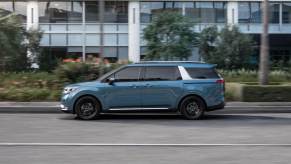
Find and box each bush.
[54,62,124,84]
[225,82,291,102]
[0,87,59,101]
[0,72,61,89]
[225,83,242,101]
[242,84,291,102]
[219,69,291,82]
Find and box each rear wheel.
[180,96,205,120]
[75,96,100,120]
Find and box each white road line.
[1,143,291,146]
[0,106,58,108]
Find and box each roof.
[130,61,216,68]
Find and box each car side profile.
[60,61,225,120]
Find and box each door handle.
[131,84,137,88]
[145,84,153,87]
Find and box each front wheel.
[180,96,205,120]
[75,96,100,120]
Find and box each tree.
[198,26,254,69]
[259,0,269,85]
[0,13,28,71]
[143,12,198,60]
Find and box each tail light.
[216,79,225,93]
[216,79,225,84]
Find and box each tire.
[75,96,100,120]
[180,96,205,120]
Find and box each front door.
[105,66,143,108]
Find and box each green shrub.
[219,69,291,82]
[225,83,242,101]
[242,84,291,102]
[0,87,49,101]
[0,71,60,89]
[54,62,124,84]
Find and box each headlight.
[63,87,78,94]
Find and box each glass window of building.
[199,2,215,23]
[140,2,183,23]
[184,2,199,23]
[185,2,226,23]
[67,2,83,23]
[104,1,128,23]
[238,2,251,23]
[0,2,13,16]
[214,2,226,23]
[164,2,182,13]
[269,3,279,24]
[15,2,27,23]
[85,1,99,22]
[39,2,50,23]
[48,2,69,23]
[140,2,151,23]
[250,2,261,23]
[0,2,27,23]
[239,2,261,23]
[39,1,82,23]
[283,3,291,24]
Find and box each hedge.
[0,87,61,101]
[242,84,291,102]
[225,83,291,102]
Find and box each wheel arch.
[177,94,207,112]
[73,94,103,114]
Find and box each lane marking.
[1,143,291,147]
[0,106,58,108]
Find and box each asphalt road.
[1,109,291,163]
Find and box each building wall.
[1,0,291,63]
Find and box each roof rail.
[136,61,205,64]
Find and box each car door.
[141,66,184,109]
[104,66,143,109]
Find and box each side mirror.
[108,77,115,85]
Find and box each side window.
[113,67,142,82]
[185,68,219,79]
[144,66,181,81]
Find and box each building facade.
[0,0,291,63]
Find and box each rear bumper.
[206,102,225,112]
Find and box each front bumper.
[60,104,72,113]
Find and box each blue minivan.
[60,61,225,120]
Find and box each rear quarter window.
[185,67,220,79]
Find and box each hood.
[66,81,104,88]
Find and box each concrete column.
[227,2,238,25]
[128,1,140,63]
[26,1,39,30]
[279,3,282,31]
[82,1,86,62]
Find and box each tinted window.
[144,66,181,81]
[113,67,141,82]
[185,68,219,79]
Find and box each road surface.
[1,108,291,163]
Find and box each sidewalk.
[0,102,291,114]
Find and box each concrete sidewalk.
[0,102,291,114]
